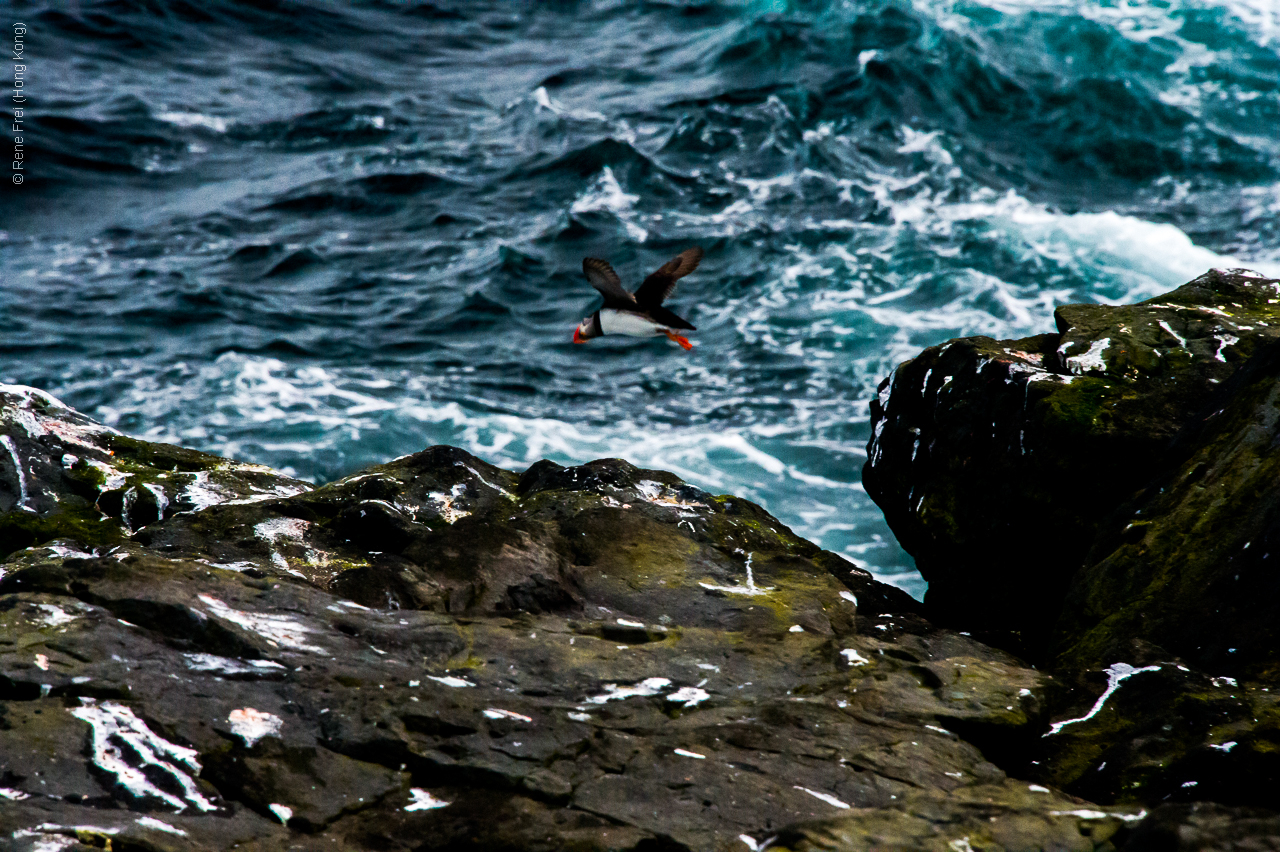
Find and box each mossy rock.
[865,268,1280,816]
[864,269,1280,659]
[0,383,310,561]
[2,385,1124,850]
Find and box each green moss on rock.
[0,507,125,561]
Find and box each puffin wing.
[634,246,703,307]
[583,258,636,308]
[647,305,696,331]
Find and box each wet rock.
[866,268,1280,828]
[1035,657,1280,810]
[1055,331,1280,678]
[769,782,1146,852]
[1122,802,1280,851]
[0,386,1147,850]
[864,269,1280,656]
[0,383,309,563]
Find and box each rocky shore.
[3,268,1279,850]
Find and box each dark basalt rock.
[864,268,1280,656]
[865,268,1280,823]
[1122,803,1280,851]
[0,383,1147,851]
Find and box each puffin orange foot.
[663,331,694,351]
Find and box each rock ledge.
[0,383,1148,851]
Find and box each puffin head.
[573,316,600,344]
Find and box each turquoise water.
[3,0,1279,597]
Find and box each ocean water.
[3,0,1279,598]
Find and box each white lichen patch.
[69,700,217,812]
[253,517,328,572]
[196,594,325,653]
[83,458,128,492]
[0,382,73,413]
[1051,809,1147,822]
[254,517,310,545]
[197,559,261,573]
[1044,663,1160,736]
[698,552,774,597]
[1064,338,1111,375]
[228,708,283,746]
[0,384,117,452]
[178,472,230,512]
[135,816,188,836]
[33,603,80,628]
[0,434,34,512]
[182,654,286,676]
[341,473,396,487]
[698,581,771,596]
[332,599,371,611]
[841,648,870,666]
[41,543,98,559]
[181,471,308,513]
[483,708,533,722]
[406,788,450,811]
[1214,334,1240,362]
[584,676,672,704]
[461,464,517,499]
[635,480,708,509]
[794,786,850,809]
[238,479,311,502]
[13,825,120,851]
[666,686,711,707]
[427,483,471,523]
[1158,321,1187,348]
[878,372,897,408]
[1026,371,1076,384]
[1004,349,1043,366]
[141,482,169,519]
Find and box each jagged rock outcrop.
[864,268,1280,657]
[866,268,1280,825]
[0,384,1147,851]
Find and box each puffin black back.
[573,247,703,350]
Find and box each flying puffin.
[573,247,703,351]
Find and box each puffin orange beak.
[573,327,586,344]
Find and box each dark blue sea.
[3,0,1279,598]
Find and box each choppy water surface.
[3,0,1280,596]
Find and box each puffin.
[573,247,703,350]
